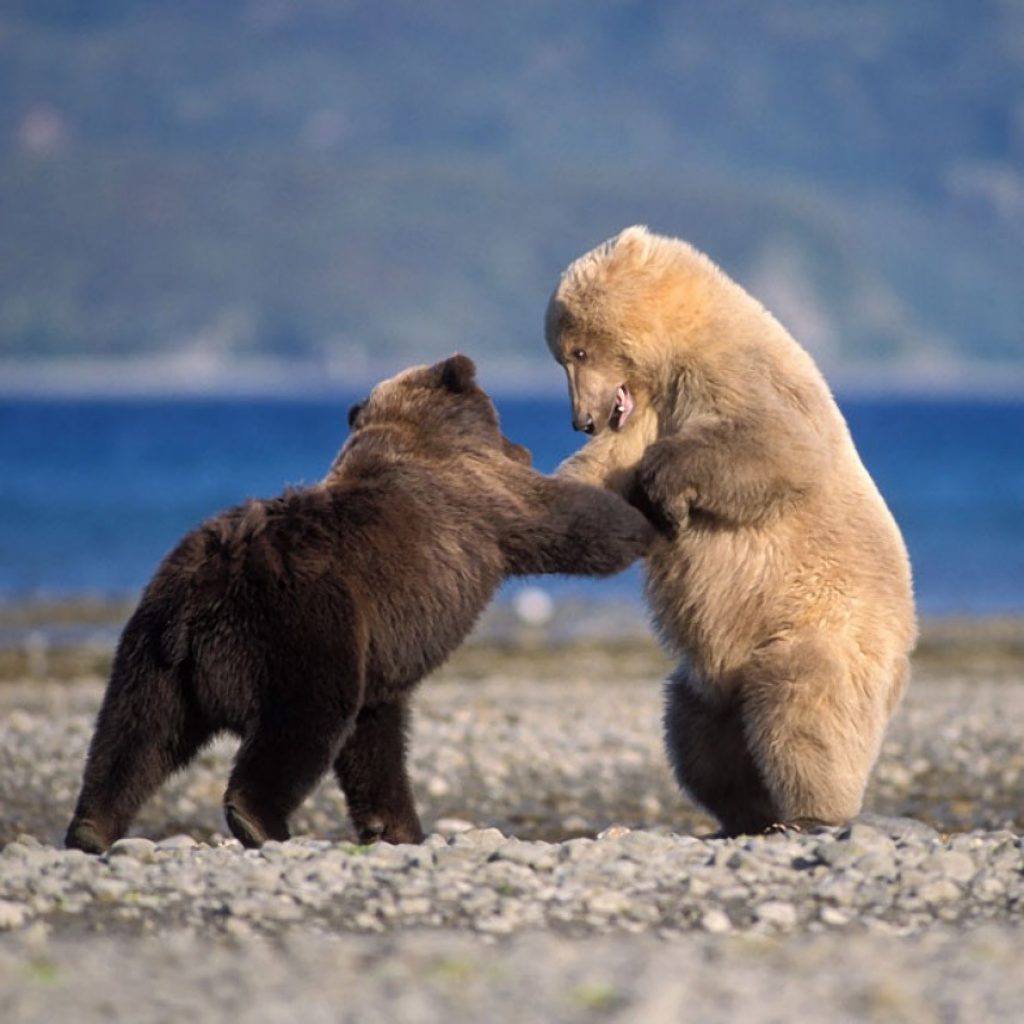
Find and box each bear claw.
[224,802,285,848]
[65,818,110,854]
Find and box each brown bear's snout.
[573,413,596,434]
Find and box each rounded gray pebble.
[107,837,157,862]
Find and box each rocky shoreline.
[1,636,1023,1021]
[2,814,1021,941]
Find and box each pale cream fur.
[547,225,917,833]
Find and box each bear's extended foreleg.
[501,477,655,577]
[334,699,424,845]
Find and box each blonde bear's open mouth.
[610,385,634,430]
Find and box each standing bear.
[66,355,653,853]
[546,226,916,835]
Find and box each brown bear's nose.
[573,414,595,434]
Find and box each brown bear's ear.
[437,353,477,393]
[501,437,533,466]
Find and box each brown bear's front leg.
[501,477,656,578]
[334,700,424,845]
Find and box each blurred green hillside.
[2,0,1022,391]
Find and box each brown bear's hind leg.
[66,661,212,853]
[664,669,778,836]
[223,708,357,848]
[334,699,424,845]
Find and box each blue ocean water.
[1,396,1022,615]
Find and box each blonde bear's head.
[545,225,763,435]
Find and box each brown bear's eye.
[347,401,365,429]
[572,348,587,362]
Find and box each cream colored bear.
[546,225,917,835]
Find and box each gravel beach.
[1,633,1022,1021]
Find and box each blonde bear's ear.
[614,224,652,254]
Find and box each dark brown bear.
[65,355,653,852]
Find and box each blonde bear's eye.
[572,348,587,362]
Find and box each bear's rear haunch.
[65,355,654,853]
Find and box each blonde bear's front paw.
[629,440,693,538]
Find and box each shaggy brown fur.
[65,355,653,853]
[546,226,917,836]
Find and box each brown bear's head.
[342,355,531,466]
